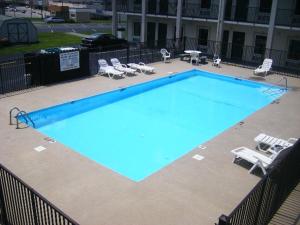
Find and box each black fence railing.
[182,3,219,19]
[183,37,300,74]
[224,5,270,24]
[147,2,177,16]
[276,9,300,27]
[0,163,79,225]
[217,139,300,225]
[0,37,299,97]
[116,0,142,13]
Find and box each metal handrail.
[263,76,288,94]
[9,107,21,125]
[279,77,288,90]
[16,111,35,129]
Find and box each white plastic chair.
[127,62,155,74]
[212,58,221,67]
[190,52,199,65]
[254,58,273,76]
[98,59,124,79]
[110,58,136,75]
[160,48,171,63]
[231,146,280,175]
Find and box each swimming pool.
[24,69,286,181]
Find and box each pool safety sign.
[59,51,80,71]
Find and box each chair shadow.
[234,160,265,178]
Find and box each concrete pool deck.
[0,60,300,225]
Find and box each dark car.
[81,33,128,50]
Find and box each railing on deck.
[0,163,79,225]
[182,3,219,19]
[276,9,300,27]
[217,140,300,225]
[1,37,300,97]
[224,5,270,24]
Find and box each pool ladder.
[9,107,35,129]
[263,77,288,95]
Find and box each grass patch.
[0,32,82,56]
[27,17,44,22]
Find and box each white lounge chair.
[160,48,171,63]
[231,146,280,175]
[98,59,124,79]
[254,58,273,76]
[254,133,297,153]
[110,58,137,75]
[127,62,155,74]
[212,58,221,67]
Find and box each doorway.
[221,30,229,58]
[235,0,249,21]
[158,23,167,47]
[224,0,232,20]
[148,0,156,14]
[231,32,245,60]
[159,0,169,15]
[147,22,156,47]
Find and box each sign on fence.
[60,51,80,72]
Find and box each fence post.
[0,170,9,225]
[126,46,130,64]
[253,176,268,225]
[217,214,231,225]
[139,46,142,62]
[30,192,39,225]
[0,64,4,94]
[183,36,186,51]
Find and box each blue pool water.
[25,69,286,181]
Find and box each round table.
[184,50,202,54]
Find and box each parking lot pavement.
[34,22,111,33]
[5,6,49,18]
[4,6,111,34]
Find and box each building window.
[201,0,211,9]
[295,0,300,15]
[254,35,267,55]
[198,29,208,46]
[133,22,141,36]
[259,0,272,13]
[288,40,300,60]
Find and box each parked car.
[44,17,65,23]
[81,33,128,50]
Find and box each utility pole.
[30,0,33,18]
[41,0,44,19]
[0,0,4,15]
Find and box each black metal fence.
[0,163,79,225]
[217,140,300,225]
[182,3,219,19]
[0,37,299,97]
